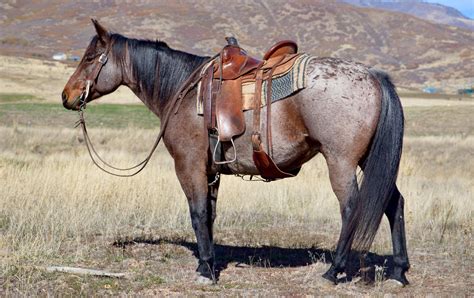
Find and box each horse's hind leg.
[322,156,359,284]
[385,185,410,285]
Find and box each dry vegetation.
[0,54,473,295]
[0,92,472,295]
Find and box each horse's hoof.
[322,271,338,285]
[196,261,217,284]
[385,278,406,288]
[195,274,214,285]
[388,269,409,286]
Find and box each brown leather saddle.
[199,37,301,180]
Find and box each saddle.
[199,37,301,180]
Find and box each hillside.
[0,0,472,91]
[342,0,474,30]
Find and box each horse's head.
[62,19,122,110]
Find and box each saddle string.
[77,55,218,177]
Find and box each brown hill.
[0,0,472,91]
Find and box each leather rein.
[75,44,216,177]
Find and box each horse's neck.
[130,85,162,118]
[121,61,162,118]
[122,47,206,119]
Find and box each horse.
[62,20,409,286]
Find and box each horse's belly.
[220,98,318,175]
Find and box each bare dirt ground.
[0,55,472,295]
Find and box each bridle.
[75,42,217,177]
[71,47,110,111]
[80,52,107,109]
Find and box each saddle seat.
[214,38,298,80]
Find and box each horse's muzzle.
[61,90,74,110]
[62,90,82,111]
[61,91,71,108]
[61,91,79,110]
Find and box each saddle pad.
[197,54,315,114]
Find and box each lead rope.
[76,109,160,177]
[76,55,218,177]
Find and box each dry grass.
[0,100,473,295]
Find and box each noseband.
[77,50,109,110]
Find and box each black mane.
[110,34,208,106]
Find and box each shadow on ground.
[113,236,394,283]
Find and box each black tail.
[352,69,404,251]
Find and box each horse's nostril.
[62,91,68,103]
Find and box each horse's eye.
[85,55,95,62]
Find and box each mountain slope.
[342,0,474,30]
[0,0,472,90]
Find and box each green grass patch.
[0,93,41,102]
[1,101,471,136]
[0,102,160,129]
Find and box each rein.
[76,51,217,177]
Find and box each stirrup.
[212,138,237,165]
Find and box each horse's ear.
[91,19,109,43]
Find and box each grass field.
[0,94,472,295]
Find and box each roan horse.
[62,20,409,285]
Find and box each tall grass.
[1,125,472,278]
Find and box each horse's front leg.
[175,160,220,283]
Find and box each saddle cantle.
[263,40,298,60]
[199,37,302,180]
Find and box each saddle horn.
[225,36,239,46]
